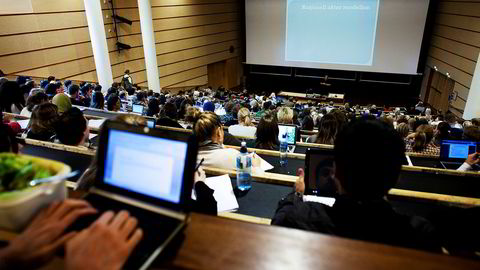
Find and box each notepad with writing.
[192,174,239,213]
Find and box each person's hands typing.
[65,211,143,270]
[0,199,97,270]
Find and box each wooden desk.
[2,213,478,269]
[162,213,479,270]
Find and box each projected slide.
[286,0,380,66]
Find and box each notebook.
[69,120,197,270]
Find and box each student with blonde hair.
[228,107,257,138]
[277,107,294,124]
[193,111,259,170]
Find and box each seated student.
[396,122,410,140]
[406,124,440,156]
[184,106,200,129]
[67,85,86,106]
[90,91,105,110]
[228,108,257,138]
[220,101,235,124]
[307,114,339,145]
[20,92,49,117]
[272,120,440,251]
[52,93,72,114]
[80,84,93,107]
[445,112,463,129]
[203,101,215,113]
[55,107,89,146]
[146,98,160,117]
[193,111,259,170]
[0,121,19,153]
[255,111,280,151]
[26,103,59,142]
[106,94,121,112]
[277,107,294,124]
[301,115,315,131]
[156,102,183,129]
[433,121,451,147]
[0,81,24,114]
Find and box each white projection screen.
[246,0,430,75]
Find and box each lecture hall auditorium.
[1,0,480,269]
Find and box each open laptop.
[439,140,478,170]
[70,120,197,270]
[146,118,156,129]
[132,104,145,115]
[278,124,298,152]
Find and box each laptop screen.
[132,104,144,114]
[278,125,297,145]
[103,130,188,204]
[440,140,477,160]
[147,119,155,128]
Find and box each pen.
[195,158,205,172]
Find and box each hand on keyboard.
[0,199,97,269]
[65,211,143,270]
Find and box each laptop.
[439,140,478,170]
[132,104,145,115]
[69,120,197,269]
[278,124,298,152]
[146,119,156,129]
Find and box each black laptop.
[71,120,197,269]
[438,140,478,170]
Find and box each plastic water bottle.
[236,141,252,191]
[279,133,288,167]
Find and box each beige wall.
[102,0,148,87]
[0,0,149,87]
[425,0,480,117]
[151,0,243,89]
[0,1,96,82]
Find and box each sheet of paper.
[253,155,274,172]
[88,119,106,129]
[303,195,336,207]
[16,119,30,130]
[88,133,98,140]
[192,174,239,213]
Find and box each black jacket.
[156,118,183,129]
[272,193,441,252]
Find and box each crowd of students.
[1,74,480,268]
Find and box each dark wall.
[244,65,423,107]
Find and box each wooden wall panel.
[103,0,147,87]
[425,0,480,115]
[0,0,97,82]
[152,0,243,89]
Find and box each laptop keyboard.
[67,193,184,269]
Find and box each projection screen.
[246,0,430,75]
